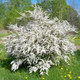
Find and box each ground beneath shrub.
[0,36,8,43]
[0,29,9,34]
[0,29,9,43]
[76,46,80,50]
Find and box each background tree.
[0,0,80,29]
[37,0,80,29]
[0,0,32,29]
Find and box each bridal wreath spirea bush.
[4,6,77,75]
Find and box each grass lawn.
[0,33,8,38]
[74,39,80,45]
[0,33,80,80]
[0,31,11,42]
[0,33,10,38]
[69,36,80,46]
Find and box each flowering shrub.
[4,6,77,75]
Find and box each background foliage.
[37,0,80,29]
[0,0,32,29]
[0,0,80,29]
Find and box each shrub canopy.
[4,6,77,75]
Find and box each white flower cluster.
[4,6,77,75]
